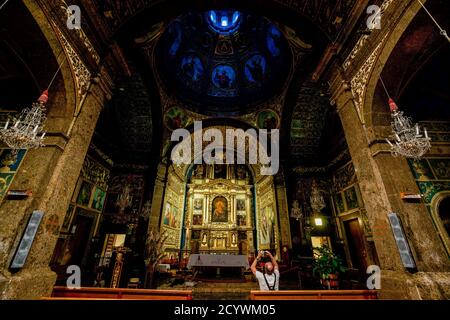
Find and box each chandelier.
[310,180,326,213]
[0,91,48,150]
[385,99,431,160]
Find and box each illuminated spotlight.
[314,217,323,226]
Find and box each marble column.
[332,79,450,299]
[0,73,112,299]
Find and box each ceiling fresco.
[154,10,292,114]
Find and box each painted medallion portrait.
[257,110,280,130]
[164,107,188,131]
[211,196,228,222]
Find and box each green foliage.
[312,245,346,278]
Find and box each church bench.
[250,290,378,300]
[49,286,193,300]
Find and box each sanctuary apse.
[0,0,450,301]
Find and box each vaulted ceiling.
[54,0,366,167]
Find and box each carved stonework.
[80,157,111,190]
[59,1,101,65]
[54,25,92,114]
[349,32,388,123]
[343,0,396,71]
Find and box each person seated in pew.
[251,250,280,291]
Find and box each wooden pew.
[250,290,378,300]
[47,286,192,300]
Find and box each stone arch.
[20,0,78,133]
[362,0,424,129]
[167,121,274,181]
[430,191,450,256]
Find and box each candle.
[415,124,419,136]
[4,120,9,130]
[41,132,46,139]
[424,128,428,139]
[14,120,20,128]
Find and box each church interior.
[0,0,449,300]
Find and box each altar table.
[187,254,249,269]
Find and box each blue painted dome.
[155,10,292,115]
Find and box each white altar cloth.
[187,254,249,269]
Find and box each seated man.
[250,250,280,291]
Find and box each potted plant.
[312,245,346,290]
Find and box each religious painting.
[236,165,247,180]
[91,187,107,212]
[214,164,227,179]
[167,21,182,56]
[0,149,26,173]
[180,54,204,81]
[259,206,274,248]
[257,110,280,130]
[212,65,236,90]
[193,214,203,226]
[193,164,205,179]
[334,193,345,214]
[172,206,180,228]
[211,196,228,222]
[0,172,14,199]
[191,230,201,240]
[194,198,203,211]
[164,107,188,131]
[163,202,172,226]
[237,199,246,211]
[266,24,281,57]
[245,55,267,84]
[77,181,93,207]
[61,204,75,232]
[344,186,359,211]
[237,214,246,226]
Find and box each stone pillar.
[0,74,112,299]
[332,80,450,299]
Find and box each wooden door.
[344,219,368,274]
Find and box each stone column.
[0,73,112,299]
[332,79,450,299]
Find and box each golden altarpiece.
[185,164,255,255]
